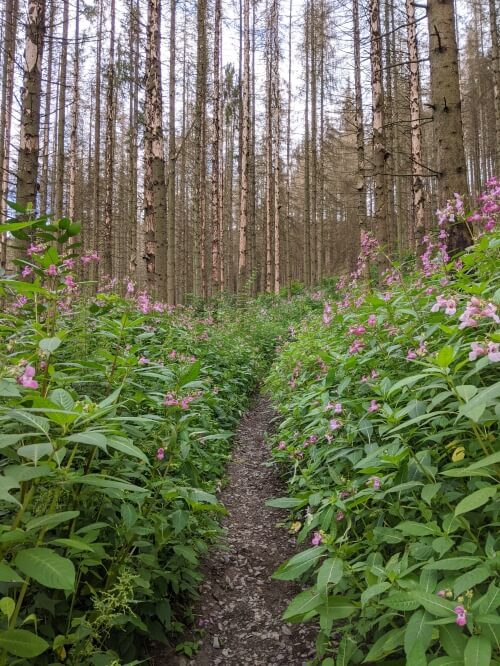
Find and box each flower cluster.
[163,392,197,409]
[469,341,500,362]
[431,295,456,315]
[17,364,38,389]
[458,297,499,329]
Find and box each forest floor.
[155,396,316,666]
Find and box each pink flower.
[62,258,76,269]
[487,342,500,362]
[139,356,149,365]
[329,419,341,431]
[163,393,178,407]
[156,447,165,461]
[126,280,135,294]
[369,476,381,490]
[311,532,323,546]
[349,340,365,355]
[336,511,345,521]
[368,400,379,413]
[349,325,366,336]
[333,403,342,414]
[367,314,377,326]
[26,243,44,257]
[323,302,332,325]
[371,369,379,379]
[64,275,76,289]
[17,365,38,389]
[431,294,456,315]
[454,606,467,627]
[21,266,33,278]
[437,590,447,598]
[469,342,487,361]
[45,264,58,276]
[407,349,417,360]
[277,441,286,450]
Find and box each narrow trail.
[158,396,316,666]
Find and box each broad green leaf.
[316,557,343,592]
[455,487,497,516]
[0,598,15,619]
[459,381,500,422]
[173,545,198,565]
[424,557,482,571]
[404,610,433,656]
[479,584,500,614]
[428,659,463,666]
[38,337,61,353]
[7,411,49,433]
[49,388,75,411]
[273,546,327,581]
[453,566,491,596]
[106,435,149,464]
[395,521,440,537]
[440,624,467,658]
[25,510,80,533]
[361,582,391,606]
[436,346,455,368]
[382,592,420,611]
[266,497,308,509]
[51,538,95,552]
[283,588,324,620]
[0,563,23,583]
[336,635,357,666]
[0,629,49,658]
[74,474,149,494]
[15,548,75,590]
[178,360,202,387]
[170,509,189,535]
[407,644,428,666]
[17,442,53,464]
[409,590,457,617]
[363,626,405,662]
[66,431,108,450]
[463,635,491,666]
[0,379,21,398]
[422,483,442,505]
[319,596,357,620]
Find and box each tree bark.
[167,0,177,302]
[427,0,470,251]
[238,0,250,292]
[488,0,500,171]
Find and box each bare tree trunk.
[16,0,45,233]
[271,0,281,293]
[406,0,425,249]
[310,0,318,283]
[285,0,292,293]
[101,0,116,281]
[93,0,103,271]
[211,0,222,294]
[238,0,250,291]
[128,0,139,278]
[144,0,168,293]
[39,0,53,218]
[369,0,389,273]
[303,3,311,285]
[353,0,366,264]
[68,0,80,221]
[54,0,69,219]
[166,0,177,302]
[265,35,273,293]
[0,0,18,267]
[193,0,207,297]
[427,0,469,251]
[489,0,500,170]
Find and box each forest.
[0,0,499,664]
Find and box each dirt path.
[156,396,316,666]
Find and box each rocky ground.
[155,396,317,666]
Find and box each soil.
[154,396,317,666]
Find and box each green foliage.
[266,231,500,664]
[0,210,312,664]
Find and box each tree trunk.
[143,0,168,293]
[238,0,250,291]
[427,0,469,251]
[166,0,177,302]
[54,0,69,219]
[211,0,222,294]
[16,0,45,226]
[0,0,18,267]
[68,0,80,222]
[101,0,116,280]
[406,0,425,249]
[353,0,367,257]
[489,0,500,171]
[369,0,389,273]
